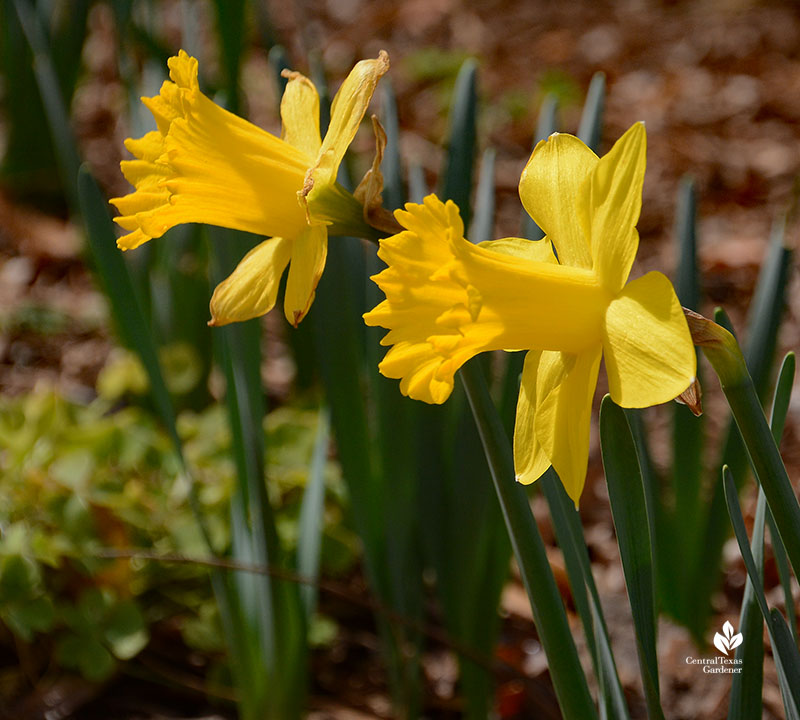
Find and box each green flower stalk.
[684,308,800,578]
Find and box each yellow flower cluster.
[113,53,695,504]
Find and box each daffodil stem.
[459,360,598,720]
[686,310,800,579]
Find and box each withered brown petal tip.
[675,376,703,417]
[682,307,721,346]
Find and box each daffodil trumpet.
[111,50,390,327]
[364,123,697,504]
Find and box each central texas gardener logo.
[713,621,743,656]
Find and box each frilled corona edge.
[365,123,696,504]
[110,51,310,251]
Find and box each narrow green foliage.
[697,318,800,582]
[316,239,424,718]
[536,94,560,144]
[2,0,88,202]
[600,397,664,720]
[624,410,661,592]
[744,217,793,395]
[541,472,630,720]
[146,225,213,409]
[693,217,793,636]
[729,353,793,719]
[209,230,307,720]
[769,509,799,644]
[459,361,598,720]
[212,0,247,112]
[767,353,798,643]
[297,410,329,620]
[268,44,292,96]
[381,79,405,210]
[441,59,478,229]
[13,0,81,208]
[408,163,428,203]
[714,306,736,335]
[49,0,91,99]
[724,469,800,719]
[468,149,496,244]
[201,29,309,710]
[577,72,605,152]
[668,176,704,625]
[78,169,179,453]
[728,490,766,720]
[15,1,172,435]
[674,177,700,311]
[770,353,795,444]
[770,611,800,720]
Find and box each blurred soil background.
[1,0,799,718]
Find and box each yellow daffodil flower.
[364,123,696,504]
[110,50,389,327]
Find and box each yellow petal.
[518,133,597,269]
[514,350,555,485]
[534,346,602,506]
[374,340,459,404]
[208,236,292,326]
[303,51,389,212]
[280,71,322,158]
[587,122,646,293]
[110,52,310,250]
[602,271,696,407]
[283,225,328,327]
[478,237,558,264]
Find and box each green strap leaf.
[577,72,606,153]
[209,230,307,720]
[468,149,496,245]
[699,327,800,581]
[599,396,664,720]
[381,79,405,211]
[268,44,292,97]
[770,610,800,720]
[694,220,793,636]
[670,176,704,626]
[297,409,330,620]
[459,361,598,720]
[723,468,800,718]
[767,353,797,638]
[728,352,793,719]
[408,163,428,203]
[441,58,478,228]
[212,0,247,112]
[541,472,630,720]
[728,490,766,720]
